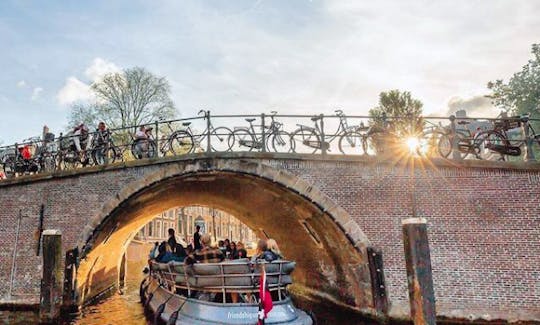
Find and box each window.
[178,214,183,234]
[156,221,161,239]
[148,222,153,237]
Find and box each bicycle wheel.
[338,130,363,155]
[210,127,233,152]
[436,133,452,158]
[131,140,157,159]
[270,130,294,153]
[291,128,320,154]
[169,131,194,155]
[436,132,470,159]
[62,151,81,170]
[476,131,506,161]
[229,129,256,152]
[92,146,117,165]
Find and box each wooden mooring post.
[402,218,436,325]
[40,229,63,323]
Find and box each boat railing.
[150,259,295,304]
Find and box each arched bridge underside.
[0,153,539,321]
[77,161,372,310]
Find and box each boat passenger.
[174,243,187,261]
[156,241,182,263]
[267,238,283,260]
[184,234,224,265]
[252,239,279,263]
[167,228,177,251]
[234,242,248,259]
[193,225,202,250]
[228,242,237,260]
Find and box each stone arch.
[76,158,374,311]
[79,158,370,253]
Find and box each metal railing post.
[261,113,266,153]
[206,110,212,153]
[449,115,461,160]
[154,120,159,156]
[320,114,326,155]
[522,115,536,162]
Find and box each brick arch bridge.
[0,153,539,321]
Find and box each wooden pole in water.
[402,218,436,325]
[40,229,63,323]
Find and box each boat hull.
[141,276,313,325]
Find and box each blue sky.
[1,0,539,144]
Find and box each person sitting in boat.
[252,239,279,263]
[156,241,183,263]
[228,242,237,260]
[267,238,284,260]
[234,242,248,259]
[184,234,224,265]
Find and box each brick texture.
[0,155,538,319]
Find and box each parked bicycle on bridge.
[228,111,293,153]
[161,110,233,155]
[291,110,362,154]
[475,112,540,161]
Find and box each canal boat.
[140,259,314,324]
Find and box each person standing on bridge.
[193,225,202,251]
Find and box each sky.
[1,0,539,144]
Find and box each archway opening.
[76,170,372,312]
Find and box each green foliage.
[368,90,424,137]
[487,43,540,118]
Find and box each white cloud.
[84,57,120,82]
[31,87,43,101]
[56,57,120,106]
[17,80,26,88]
[56,77,92,105]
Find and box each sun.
[405,136,420,155]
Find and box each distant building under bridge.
[135,206,258,245]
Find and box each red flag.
[258,267,273,324]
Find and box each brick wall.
[0,155,538,319]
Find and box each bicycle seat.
[457,120,470,125]
[245,118,256,123]
[311,116,321,122]
[182,122,191,126]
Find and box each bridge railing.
[1,111,539,179]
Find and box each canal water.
[0,259,377,325]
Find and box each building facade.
[135,206,257,245]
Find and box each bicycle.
[57,132,93,169]
[131,127,158,159]
[165,111,233,154]
[2,139,42,177]
[228,111,294,153]
[291,110,358,154]
[420,120,487,159]
[475,112,539,161]
[90,129,122,165]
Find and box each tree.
[68,67,177,130]
[487,43,540,117]
[369,90,424,137]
